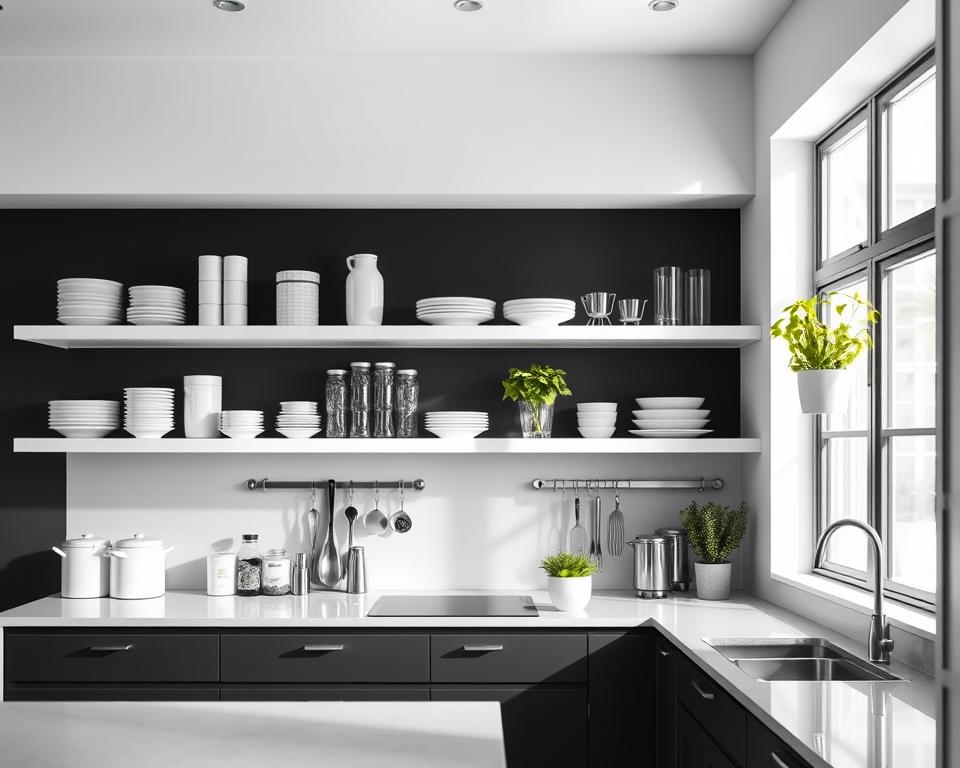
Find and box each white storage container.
[51,534,110,598]
[108,533,174,599]
[184,374,222,438]
[276,269,320,326]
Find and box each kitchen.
[0,1,957,767]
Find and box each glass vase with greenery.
[501,364,572,438]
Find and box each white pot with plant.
[770,291,878,414]
[540,552,597,612]
[501,364,572,438]
[679,501,748,601]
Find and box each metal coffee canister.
[627,534,671,598]
[655,527,691,592]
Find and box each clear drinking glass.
[518,401,554,438]
[653,267,682,325]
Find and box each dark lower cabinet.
[432,685,587,768]
[656,638,678,768]
[678,705,737,768]
[746,718,811,768]
[4,685,220,701]
[221,685,430,701]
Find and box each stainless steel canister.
[627,534,671,598]
[683,268,711,325]
[655,527,691,592]
[653,266,683,326]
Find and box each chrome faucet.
[814,519,895,664]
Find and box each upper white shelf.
[13,325,762,350]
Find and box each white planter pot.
[547,575,592,612]
[694,562,732,601]
[797,369,850,414]
[108,534,174,600]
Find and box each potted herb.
[540,551,598,611]
[501,364,572,438]
[770,291,878,414]
[679,500,747,601]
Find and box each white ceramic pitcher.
[345,253,384,326]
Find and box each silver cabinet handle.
[302,644,345,652]
[658,648,671,657]
[691,680,715,700]
[771,752,791,768]
[463,644,504,652]
[89,644,134,652]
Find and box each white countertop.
[0,701,506,768]
[0,588,936,768]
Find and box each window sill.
[770,570,936,640]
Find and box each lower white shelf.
[13,437,761,454]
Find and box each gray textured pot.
[694,561,732,600]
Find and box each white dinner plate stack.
[630,397,713,438]
[220,410,264,439]
[503,298,576,327]
[276,401,321,439]
[577,402,618,439]
[124,388,175,439]
[48,400,120,438]
[57,278,123,325]
[424,411,489,439]
[416,297,495,326]
[127,285,186,325]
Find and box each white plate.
[125,427,173,438]
[577,403,618,412]
[58,278,123,288]
[276,428,322,439]
[629,429,713,438]
[631,419,710,429]
[418,315,493,326]
[417,296,495,305]
[425,427,488,439]
[634,397,705,410]
[426,411,488,416]
[578,426,616,439]
[504,314,575,327]
[51,427,116,438]
[221,428,264,439]
[503,297,575,306]
[128,319,186,326]
[58,317,121,325]
[632,409,710,420]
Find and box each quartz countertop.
[0,588,936,768]
[0,700,506,768]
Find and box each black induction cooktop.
[367,595,539,617]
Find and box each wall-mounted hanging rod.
[246,478,426,492]
[531,477,723,492]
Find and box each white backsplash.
[67,452,744,592]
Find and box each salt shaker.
[395,369,419,438]
[350,362,372,438]
[373,362,396,438]
[325,369,348,438]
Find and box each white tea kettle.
[108,534,174,599]
[52,534,110,599]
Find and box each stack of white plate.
[503,298,576,327]
[127,285,186,325]
[48,400,120,438]
[577,402,618,439]
[276,401,321,439]
[630,397,713,438]
[124,388,175,439]
[220,410,264,439]
[57,278,123,325]
[424,411,489,439]
[416,297,495,326]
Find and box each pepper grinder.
[346,546,366,594]
[292,552,310,596]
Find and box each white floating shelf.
[13,437,762,454]
[13,325,762,350]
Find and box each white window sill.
[770,570,936,641]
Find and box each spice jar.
[325,369,348,438]
[261,548,292,596]
[350,362,371,438]
[395,369,419,438]
[373,361,396,438]
[236,534,262,597]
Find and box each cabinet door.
[432,685,587,768]
[746,718,812,768]
[678,705,709,768]
[221,685,429,701]
[588,632,655,768]
[677,656,747,766]
[656,638,678,768]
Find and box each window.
[814,51,937,608]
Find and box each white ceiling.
[0,0,794,58]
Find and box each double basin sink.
[706,638,905,682]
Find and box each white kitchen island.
[0,700,507,768]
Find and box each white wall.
[0,55,753,206]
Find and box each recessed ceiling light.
[648,0,679,10]
[213,0,245,11]
[454,0,483,11]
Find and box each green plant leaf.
[539,552,599,578]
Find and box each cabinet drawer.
[4,685,220,701]
[431,633,587,683]
[747,718,812,768]
[677,655,746,766]
[220,633,429,683]
[221,685,430,701]
[4,633,219,683]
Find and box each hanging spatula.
[569,484,587,554]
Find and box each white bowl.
[125,427,173,439]
[631,418,710,429]
[634,397,705,410]
[426,427,488,439]
[578,417,617,427]
[58,317,121,325]
[276,428,321,439]
[632,409,710,420]
[221,428,264,439]
[577,403,618,412]
[51,427,116,438]
[577,426,617,439]
[629,429,713,438]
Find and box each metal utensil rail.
[246,478,426,491]
[531,478,723,491]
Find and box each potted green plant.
[501,364,572,438]
[679,500,748,600]
[770,291,878,414]
[540,552,598,611]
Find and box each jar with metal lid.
[373,361,396,438]
[261,548,292,596]
[276,270,320,326]
[236,534,262,597]
[349,362,371,438]
[395,369,419,438]
[325,369,348,438]
[655,527,690,592]
[627,534,671,598]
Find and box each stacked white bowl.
[424,411,489,438]
[577,402,618,438]
[127,285,186,325]
[124,388,175,438]
[48,400,120,438]
[416,297,495,326]
[57,278,123,325]
[630,397,713,438]
[276,401,321,438]
[276,270,320,325]
[224,255,248,326]
[220,410,264,439]
[503,298,576,326]
[198,255,223,326]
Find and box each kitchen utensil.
[363,482,389,535]
[569,486,587,553]
[206,552,235,596]
[308,486,324,587]
[684,268,711,325]
[344,484,359,551]
[346,546,367,594]
[608,486,624,556]
[107,533,174,600]
[390,482,413,533]
[653,266,682,325]
[319,479,342,587]
[618,298,648,325]
[345,253,384,326]
[52,534,110,598]
[655,527,691,592]
[590,486,603,572]
[627,534,671,598]
[580,292,616,326]
[183,375,222,439]
[292,552,310,596]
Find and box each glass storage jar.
[373,362,396,438]
[236,534,261,597]
[260,548,291,596]
[395,369,419,438]
[325,369,348,438]
[350,362,372,438]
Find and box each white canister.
[52,534,110,598]
[224,254,248,282]
[206,552,236,596]
[345,253,384,326]
[184,374,223,438]
[276,270,320,326]
[108,534,174,600]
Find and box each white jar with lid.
[108,534,174,599]
[276,270,320,326]
[52,534,110,598]
[184,375,222,438]
[206,552,236,596]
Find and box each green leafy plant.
[539,551,599,578]
[502,364,572,406]
[770,291,878,372]
[679,501,748,564]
